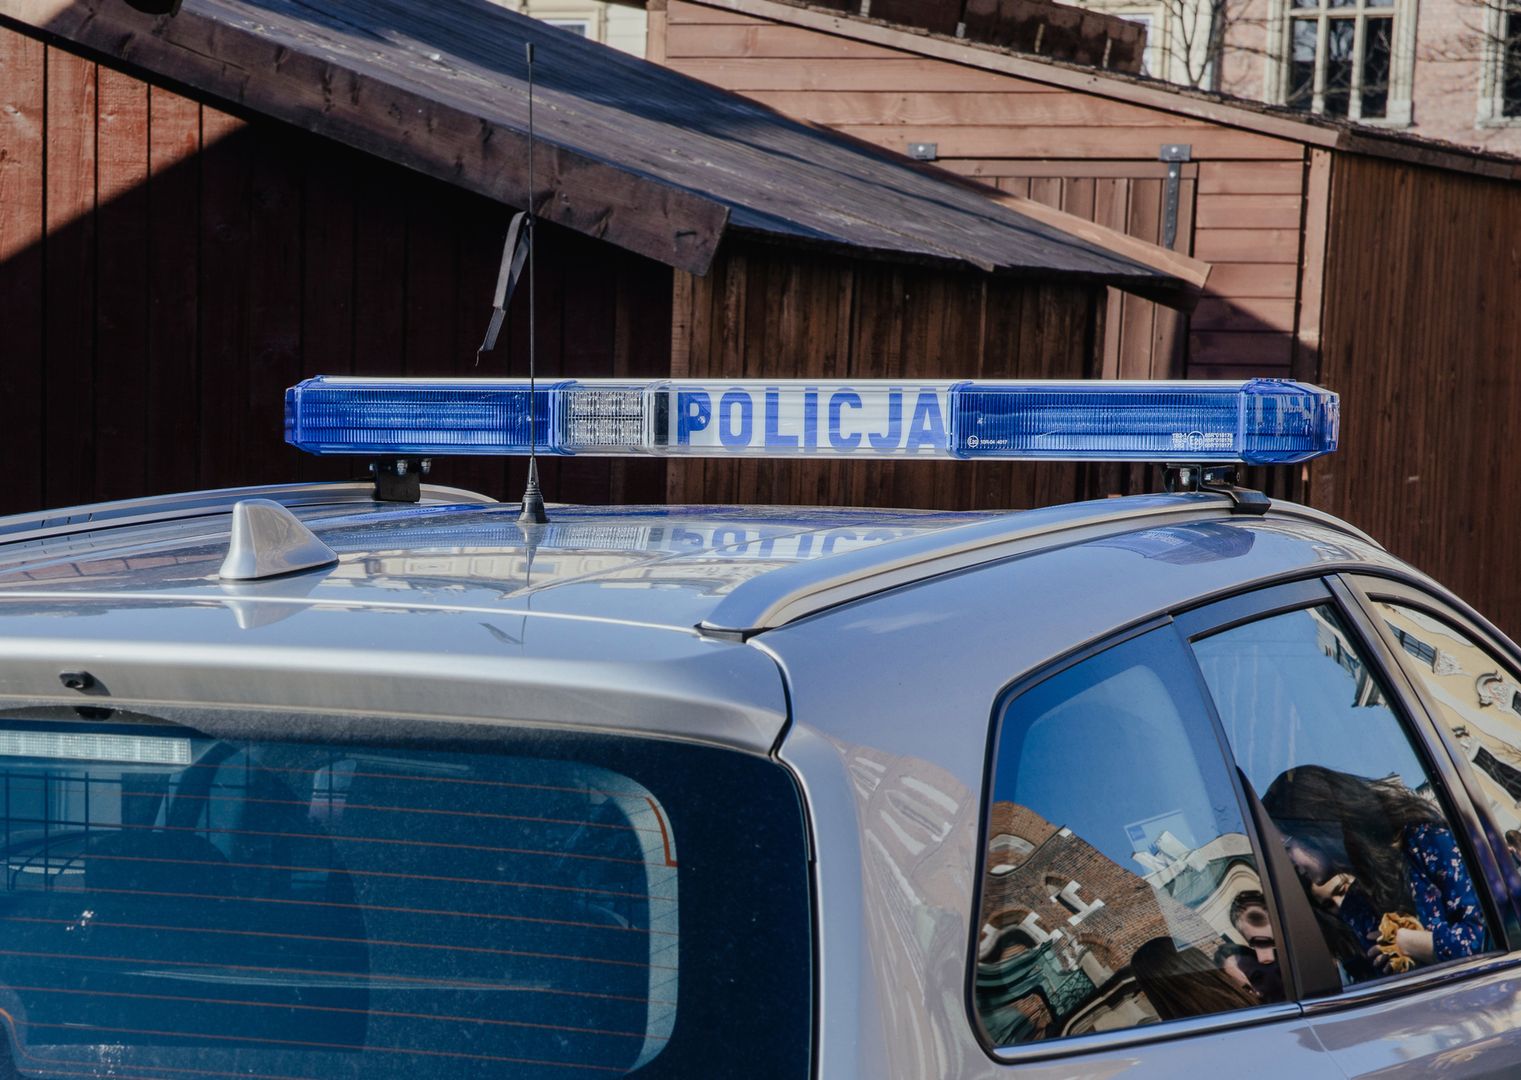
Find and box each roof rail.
[0,481,496,545]
[698,494,1378,638]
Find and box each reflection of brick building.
[977,802,1228,1043]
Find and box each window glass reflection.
[1194,606,1490,987]
[1288,20,1318,109]
[1362,15,1394,117]
[976,630,1281,1047]
[1375,602,1521,868]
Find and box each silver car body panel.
[0,600,790,752]
[0,502,989,753]
[761,513,1521,1079]
[0,487,1517,1076]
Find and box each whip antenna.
[518,40,548,525]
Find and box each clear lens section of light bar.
[562,385,646,452]
[285,377,1338,464]
[0,730,192,765]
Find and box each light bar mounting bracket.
[368,458,432,503]
[1163,464,1270,515]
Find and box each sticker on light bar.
[284,377,1338,465]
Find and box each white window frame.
[1264,0,1417,126]
[1477,0,1521,126]
[544,17,593,35]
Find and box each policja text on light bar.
[284,377,1339,465]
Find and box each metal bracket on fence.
[1159,144,1192,250]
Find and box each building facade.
[490,0,649,55]
[1075,0,1521,150]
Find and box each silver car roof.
[0,483,1398,750]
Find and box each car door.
[1175,577,1521,1079]
[969,618,1342,1079]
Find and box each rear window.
[0,709,811,1079]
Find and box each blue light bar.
[948,381,1338,465]
[284,377,1338,465]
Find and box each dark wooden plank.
[664,57,1055,92]
[1189,362,1293,381]
[1192,297,1297,333]
[94,65,151,501]
[1291,147,1332,384]
[42,46,97,510]
[842,257,903,509]
[1192,227,1302,264]
[945,160,1179,179]
[445,191,517,501]
[1187,330,1294,367]
[1118,177,1161,379]
[197,107,253,489]
[145,85,204,495]
[1151,176,1193,377]
[352,163,408,379]
[665,24,906,59]
[1201,262,1300,299]
[608,248,671,504]
[540,224,609,505]
[1061,176,1096,221]
[243,122,305,486]
[295,138,358,484]
[1197,161,1306,195]
[0,28,46,514]
[1027,176,1062,210]
[401,168,462,382]
[1195,192,1306,230]
[1093,177,1128,379]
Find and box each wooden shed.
[651,0,1521,633]
[0,0,1199,518]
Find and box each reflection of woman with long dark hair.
[1263,765,1485,974]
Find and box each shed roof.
[683,0,1521,182]
[5,0,1191,294]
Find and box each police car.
[0,376,1517,1080]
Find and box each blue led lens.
[947,379,1338,465]
[284,378,569,456]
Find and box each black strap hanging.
[475,210,532,361]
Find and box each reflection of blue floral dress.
[1335,823,1485,964]
[1403,822,1486,961]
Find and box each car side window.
[1374,600,1521,867]
[975,628,1284,1049]
[1192,604,1492,989]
